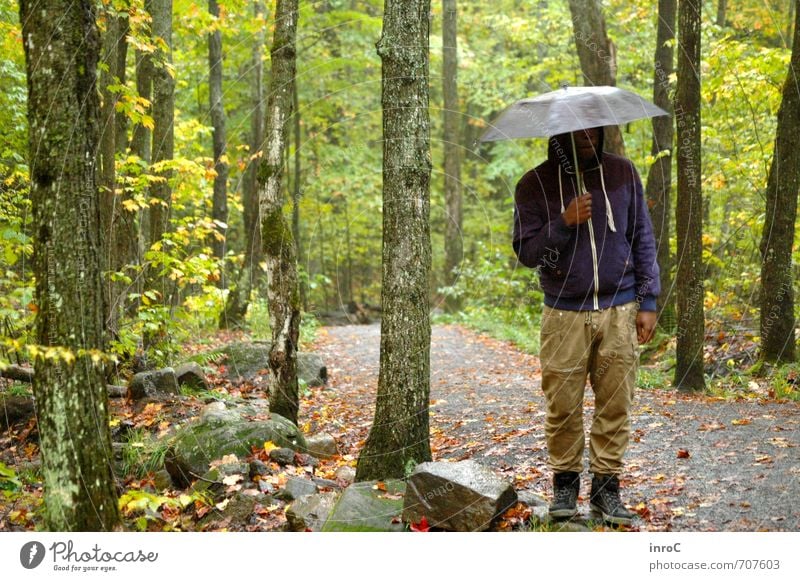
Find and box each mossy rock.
[165,411,306,487]
[321,480,406,532]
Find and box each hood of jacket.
[547,127,605,174]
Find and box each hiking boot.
[549,471,580,519]
[590,474,635,525]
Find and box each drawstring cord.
[557,162,617,234]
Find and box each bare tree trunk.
[442,0,462,311]
[260,0,301,425]
[220,0,265,329]
[209,0,228,263]
[645,0,677,329]
[566,0,625,155]
[149,0,174,250]
[356,0,433,481]
[674,0,705,391]
[293,80,307,310]
[716,0,726,26]
[21,0,120,531]
[759,2,800,363]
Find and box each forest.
[0,0,799,534]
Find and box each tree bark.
[259,0,301,425]
[220,0,266,329]
[442,0,462,311]
[716,0,726,27]
[356,0,433,481]
[645,0,677,329]
[20,0,120,530]
[674,0,705,391]
[149,0,175,252]
[209,0,228,263]
[759,2,800,363]
[566,0,625,155]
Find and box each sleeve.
[626,162,661,311]
[512,172,575,269]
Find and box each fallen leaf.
[731,418,751,426]
[410,516,430,532]
[677,449,690,459]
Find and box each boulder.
[276,476,318,501]
[174,362,210,390]
[164,410,306,487]
[402,460,518,531]
[297,353,328,387]
[286,492,338,532]
[517,489,548,508]
[322,480,406,532]
[0,395,35,430]
[303,433,338,459]
[128,368,179,400]
[217,342,270,382]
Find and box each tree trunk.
[259,0,301,425]
[293,80,307,311]
[356,0,433,481]
[674,0,705,391]
[759,2,800,363]
[149,0,174,252]
[220,0,265,329]
[566,0,625,155]
[442,0,462,311]
[645,0,677,330]
[20,0,120,531]
[131,3,153,268]
[209,0,228,263]
[716,0,726,27]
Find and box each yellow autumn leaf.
[263,441,279,454]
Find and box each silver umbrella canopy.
[478,85,668,142]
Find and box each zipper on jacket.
[580,174,600,310]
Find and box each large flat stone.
[322,480,406,532]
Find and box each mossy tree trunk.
[674,0,705,391]
[442,0,462,312]
[645,0,676,330]
[566,0,625,155]
[209,0,228,264]
[259,0,301,425]
[356,0,433,481]
[759,2,800,363]
[20,0,120,531]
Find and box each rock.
[334,466,356,484]
[322,480,406,532]
[517,489,548,508]
[174,362,210,390]
[312,477,340,489]
[297,353,328,387]
[269,447,296,466]
[165,410,306,487]
[249,460,272,480]
[0,395,35,430]
[217,342,270,382]
[295,453,320,469]
[286,492,338,532]
[402,460,518,532]
[200,401,227,421]
[191,468,224,500]
[258,480,275,495]
[276,476,318,501]
[107,385,128,399]
[217,461,249,477]
[152,469,173,491]
[199,492,258,529]
[303,433,338,459]
[128,368,180,400]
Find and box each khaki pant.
[539,302,638,475]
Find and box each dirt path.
[309,322,800,531]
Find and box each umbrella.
[478,85,668,142]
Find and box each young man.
[512,126,659,525]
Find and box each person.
[512,126,659,525]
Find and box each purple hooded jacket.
[512,129,660,312]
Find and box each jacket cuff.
[639,295,657,312]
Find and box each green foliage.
[768,363,800,401]
[0,461,22,492]
[120,428,169,479]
